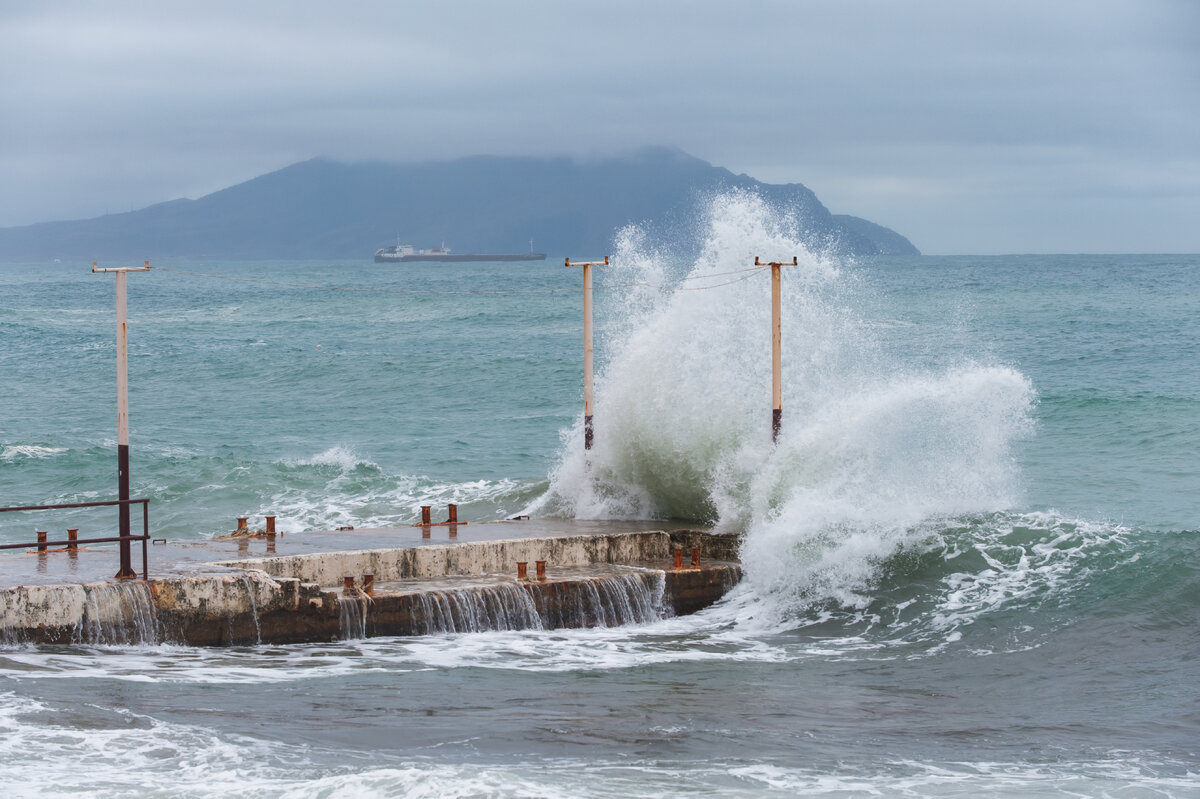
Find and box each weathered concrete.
[0,530,744,646]
[217,530,741,586]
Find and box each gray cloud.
[2,0,1197,253]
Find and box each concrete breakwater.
[0,530,742,646]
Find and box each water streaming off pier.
[337,567,669,640]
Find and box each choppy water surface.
[1,194,1197,796]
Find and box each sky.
[2,0,1198,254]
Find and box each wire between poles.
[149,263,774,296]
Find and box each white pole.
[566,256,608,449]
[771,261,782,442]
[93,261,150,578]
[116,270,129,451]
[756,257,797,443]
[583,261,594,449]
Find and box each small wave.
[0,445,67,461]
[282,445,381,472]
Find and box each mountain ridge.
[0,149,919,260]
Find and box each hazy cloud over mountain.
[2,0,1197,253]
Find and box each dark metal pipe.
[673,549,683,570]
[445,504,458,524]
[0,498,149,513]
[142,501,150,580]
[343,575,356,596]
[116,444,133,579]
[536,560,546,581]
[362,573,375,596]
[517,562,528,580]
[265,515,276,534]
[67,528,78,551]
[691,548,701,568]
[0,534,149,551]
[36,531,47,553]
[420,506,432,525]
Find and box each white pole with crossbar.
[92,260,150,578]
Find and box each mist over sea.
[1,194,1197,796]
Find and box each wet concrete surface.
[0,519,710,588]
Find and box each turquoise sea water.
[1,194,1197,795]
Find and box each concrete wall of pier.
[0,531,743,647]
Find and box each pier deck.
[0,518,704,588]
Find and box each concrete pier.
[0,525,743,646]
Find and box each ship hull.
[375,252,548,263]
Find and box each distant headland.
[0,147,919,261]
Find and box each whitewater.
[0,193,1197,796]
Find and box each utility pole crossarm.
[565,256,608,450]
[92,261,151,274]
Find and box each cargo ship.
[374,241,547,263]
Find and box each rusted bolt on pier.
[415,504,467,530]
[67,528,79,551]
[36,531,47,554]
[517,561,528,581]
[232,515,284,537]
[536,560,547,581]
[343,575,356,596]
[362,573,375,596]
[692,548,701,568]
[673,548,683,570]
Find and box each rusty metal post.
[362,573,375,596]
[517,561,528,580]
[673,549,683,570]
[566,256,607,450]
[536,560,546,581]
[36,531,47,553]
[691,548,701,568]
[343,575,356,596]
[265,515,276,534]
[420,505,432,525]
[67,528,79,551]
[445,503,458,524]
[236,517,248,534]
[93,260,149,579]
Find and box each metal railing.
[0,499,151,580]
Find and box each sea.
[0,192,1197,797]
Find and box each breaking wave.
[537,191,1037,617]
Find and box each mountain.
[0,148,919,260]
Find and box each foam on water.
[0,689,1191,798]
[0,444,68,461]
[259,446,534,533]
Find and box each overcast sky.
[2,0,1197,254]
